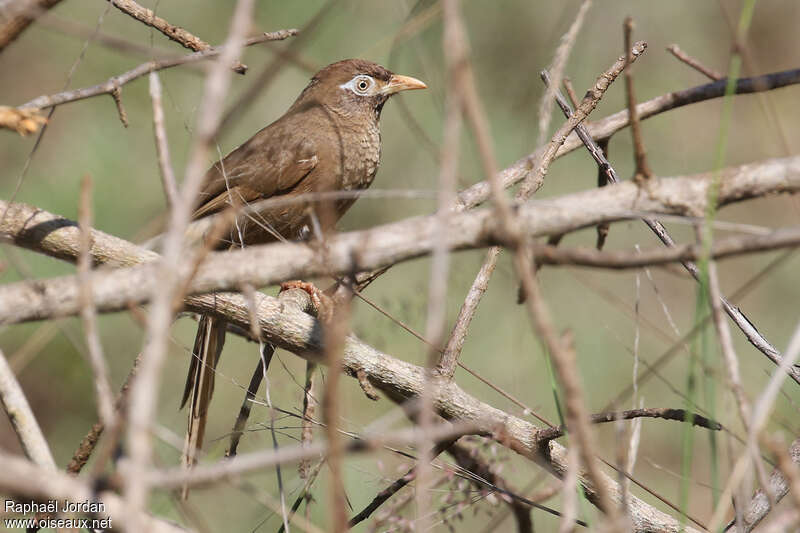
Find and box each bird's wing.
[193,131,318,221]
[191,184,262,220]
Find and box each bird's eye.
[353,76,373,95]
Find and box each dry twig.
[16,29,297,112]
[623,17,652,183]
[667,44,724,81]
[0,0,63,51]
[77,175,115,428]
[0,348,55,469]
[107,0,247,73]
[148,72,179,209]
[537,407,722,442]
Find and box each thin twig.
[17,29,298,111]
[77,175,115,428]
[0,348,56,469]
[706,260,751,428]
[519,40,647,199]
[437,247,499,378]
[623,17,652,182]
[148,72,179,209]
[563,77,579,108]
[537,407,722,442]
[66,353,140,475]
[277,459,325,533]
[529,228,800,268]
[107,0,247,73]
[667,44,724,81]
[535,0,593,151]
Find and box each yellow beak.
[382,74,428,95]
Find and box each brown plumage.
[180,59,426,493]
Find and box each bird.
[179,59,426,489]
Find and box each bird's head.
[293,59,427,119]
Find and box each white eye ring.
[341,75,375,96]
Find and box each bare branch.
[148,72,179,209]
[0,0,63,51]
[0,450,188,533]
[4,156,799,351]
[0,203,697,533]
[66,353,139,475]
[77,175,115,428]
[529,228,800,268]
[518,40,647,199]
[107,0,248,73]
[0,349,55,469]
[623,17,653,182]
[667,44,724,81]
[16,29,298,111]
[537,407,722,442]
[455,67,800,211]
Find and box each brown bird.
[180,59,426,485]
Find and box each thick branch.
[2,155,799,328]
[0,205,695,533]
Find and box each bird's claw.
[280,280,334,321]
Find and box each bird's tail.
[180,314,226,499]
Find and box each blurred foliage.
[1,1,800,531]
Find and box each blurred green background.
[1,0,800,531]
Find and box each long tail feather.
[180,314,226,499]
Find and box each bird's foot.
[280,280,334,321]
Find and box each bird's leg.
[280,280,334,322]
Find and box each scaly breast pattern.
[341,119,381,191]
